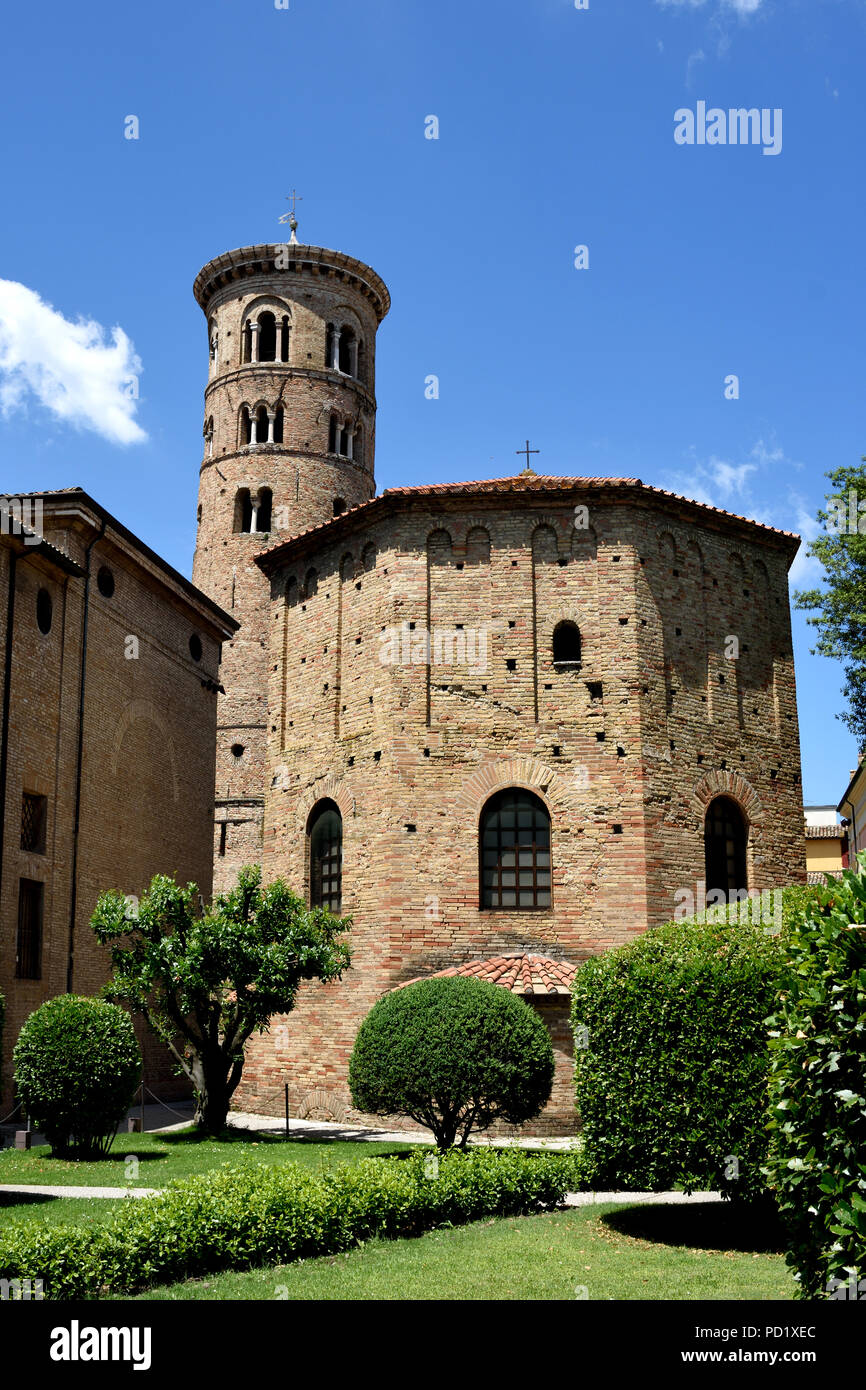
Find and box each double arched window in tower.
[242,309,291,365]
[234,487,273,535]
[325,323,364,383]
[328,414,363,464]
[240,405,284,447]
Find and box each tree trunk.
[191,1051,233,1134]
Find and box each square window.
[21,793,47,854]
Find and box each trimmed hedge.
[765,862,866,1299]
[13,995,141,1157]
[0,1148,577,1298]
[349,976,555,1148]
[571,910,797,1202]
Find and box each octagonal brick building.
[230,472,806,1135]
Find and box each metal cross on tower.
[516,440,540,469]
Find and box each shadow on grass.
[601,1200,785,1255]
[0,1191,57,1208]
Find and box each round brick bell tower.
[192,237,390,892]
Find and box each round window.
[36,588,53,635]
[97,566,115,598]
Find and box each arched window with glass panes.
[309,799,342,913]
[479,789,552,910]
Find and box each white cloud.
[686,48,706,86]
[0,280,146,445]
[664,439,824,587]
[788,503,823,588]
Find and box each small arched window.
[338,327,355,376]
[36,589,53,635]
[325,324,335,369]
[253,406,269,445]
[328,416,338,453]
[240,406,252,446]
[258,312,277,362]
[309,799,342,912]
[552,621,581,668]
[235,488,253,533]
[273,407,284,445]
[257,488,273,533]
[705,797,748,898]
[280,314,290,363]
[242,321,253,364]
[480,788,551,910]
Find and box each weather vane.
[278,189,303,245]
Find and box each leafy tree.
[794,458,866,751]
[349,976,554,1149]
[91,866,351,1133]
[765,858,866,1299]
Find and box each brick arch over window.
[109,700,179,803]
[298,776,354,827]
[691,770,763,829]
[454,756,566,824]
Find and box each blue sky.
[1,0,864,804]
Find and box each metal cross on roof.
[516,440,540,469]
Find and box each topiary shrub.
[571,911,797,1203]
[348,976,555,1148]
[13,995,141,1158]
[765,860,866,1299]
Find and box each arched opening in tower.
[258,312,277,362]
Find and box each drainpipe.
[66,519,106,993]
[0,549,17,912]
[841,796,858,869]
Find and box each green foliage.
[91,865,351,1132]
[0,1148,575,1298]
[765,858,866,1299]
[794,457,866,746]
[571,911,799,1202]
[348,976,555,1148]
[12,996,141,1159]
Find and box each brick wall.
[232,484,805,1134]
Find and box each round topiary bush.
[349,976,555,1149]
[571,912,794,1203]
[13,995,142,1158]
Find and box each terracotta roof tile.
[805,824,846,839]
[256,472,800,570]
[395,953,577,997]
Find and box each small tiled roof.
[256,472,800,573]
[807,869,845,884]
[397,953,577,997]
[805,824,846,839]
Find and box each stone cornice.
[193,243,391,324]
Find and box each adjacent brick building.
[190,238,807,1135]
[0,490,236,1103]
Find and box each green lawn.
[130,1201,795,1302]
[0,1129,417,1189]
[0,1191,126,1230]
